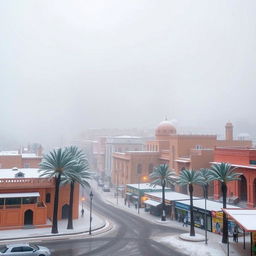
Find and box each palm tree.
[39,148,76,234]
[177,169,204,236]
[150,164,176,221]
[210,162,241,244]
[63,146,91,229]
[199,168,214,244]
[199,168,213,199]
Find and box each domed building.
[112,120,252,198]
[155,120,177,138]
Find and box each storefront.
[144,199,162,216]
[125,183,170,208]
[175,199,239,232]
[212,210,236,235]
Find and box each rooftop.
[176,199,240,212]
[0,168,41,179]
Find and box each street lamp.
[89,191,93,235]
[204,186,208,244]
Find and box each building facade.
[93,136,144,179]
[112,120,252,197]
[0,168,79,229]
[213,147,256,208]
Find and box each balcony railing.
[0,201,46,210]
[0,178,54,188]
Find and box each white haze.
[0,0,256,148]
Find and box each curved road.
[39,192,186,256]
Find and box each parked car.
[0,243,51,256]
[98,180,104,187]
[103,185,110,192]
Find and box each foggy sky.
[1,1,256,148]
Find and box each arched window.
[137,164,142,174]
[148,164,154,174]
[46,193,51,203]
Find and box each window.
[0,199,4,205]
[195,145,202,149]
[148,164,154,174]
[11,247,23,252]
[0,246,7,253]
[250,160,256,165]
[46,193,51,203]
[137,164,142,174]
[15,172,25,178]
[22,246,33,252]
[24,163,30,168]
[22,197,37,204]
[6,198,21,205]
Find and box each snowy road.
[37,192,186,256]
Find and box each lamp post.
[204,186,208,244]
[138,174,140,214]
[89,191,93,235]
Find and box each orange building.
[112,120,252,197]
[0,151,42,169]
[0,168,79,229]
[213,147,256,208]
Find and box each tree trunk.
[222,182,228,243]
[189,184,195,236]
[161,181,166,221]
[205,184,208,199]
[52,172,61,234]
[67,181,75,229]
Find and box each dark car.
[103,185,110,192]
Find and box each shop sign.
[175,202,190,211]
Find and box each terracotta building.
[213,147,256,208]
[112,120,252,197]
[0,168,79,229]
[0,151,42,169]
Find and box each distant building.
[93,136,144,179]
[112,120,252,197]
[0,150,42,169]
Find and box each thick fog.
[1,1,256,148]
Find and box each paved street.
[38,191,186,256]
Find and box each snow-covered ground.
[153,234,225,256]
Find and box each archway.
[24,209,33,225]
[239,175,247,201]
[62,204,69,219]
[254,179,256,207]
[181,185,187,194]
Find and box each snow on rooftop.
[0,151,19,156]
[223,209,256,232]
[21,153,41,158]
[0,168,41,179]
[127,183,163,190]
[145,191,192,201]
[211,161,256,170]
[0,192,40,198]
[175,199,240,212]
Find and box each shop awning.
[132,195,138,199]
[0,192,40,198]
[223,208,256,232]
[144,199,161,207]
[125,192,132,196]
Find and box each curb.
[0,209,113,244]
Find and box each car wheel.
[39,254,45,256]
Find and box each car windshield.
[29,244,39,251]
[0,246,7,253]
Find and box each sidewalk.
[95,182,250,256]
[0,204,106,242]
